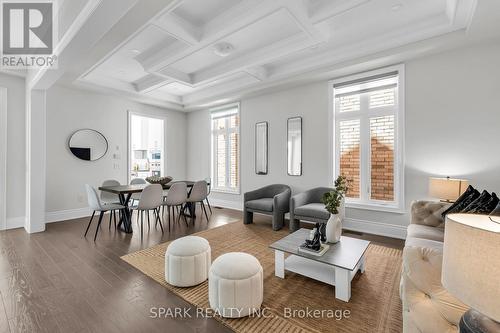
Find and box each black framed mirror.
[287,117,302,176]
[255,121,268,175]
[68,129,108,161]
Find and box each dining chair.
[100,179,121,229]
[84,184,125,241]
[130,178,146,206]
[130,184,164,238]
[187,180,210,221]
[163,182,188,231]
[204,177,212,213]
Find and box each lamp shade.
[429,177,468,201]
[442,214,500,321]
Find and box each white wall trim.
[343,217,407,240]
[0,87,7,231]
[45,207,93,223]
[209,197,243,211]
[6,216,25,230]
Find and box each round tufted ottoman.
[165,236,211,287]
[209,252,263,318]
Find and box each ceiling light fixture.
[213,42,235,57]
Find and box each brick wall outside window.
[370,115,394,201]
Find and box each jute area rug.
[121,221,403,333]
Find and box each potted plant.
[322,176,349,243]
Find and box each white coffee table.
[269,228,370,302]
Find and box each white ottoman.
[165,236,211,287]
[209,252,263,318]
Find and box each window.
[211,103,240,193]
[331,66,404,212]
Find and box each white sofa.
[401,201,469,333]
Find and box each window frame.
[328,65,405,213]
[210,102,241,194]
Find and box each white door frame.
[0,88,7,230]
[127,110,167,184]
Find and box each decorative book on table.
[298,244,330,256]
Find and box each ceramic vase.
[325,214,342,243]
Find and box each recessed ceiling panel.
[168,8,303,75]
[173,0,244,27]
[89,24,180,83]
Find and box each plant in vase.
[322,176,349,243]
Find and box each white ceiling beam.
[157,67,193,85]
[155,13,200,45]
[133,74,170,93]
[309,0,370,25]
[285,0,329,43]
[244,66,268,81]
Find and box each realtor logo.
[1,1,57,68]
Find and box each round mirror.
[68,129,108,161]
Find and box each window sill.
[345,201,405,214]
[211,188,241,195]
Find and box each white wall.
[187,42,500,238]
[0,73,26,229]
[45,85,187,216]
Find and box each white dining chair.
[130,184,164,238]
[100,179,121,229]
[84,184,125,241]
[163,182,188,231]
[130,178,146,206]
[187,180,210,221]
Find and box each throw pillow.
[441,185,479,218]
[462,190,492,213]
[468,192,499,214]
[489,202,500,217]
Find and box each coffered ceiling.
[69,0,478,109]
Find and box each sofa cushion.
[245,198,273,212]
[294,203,330,220]
[407,224,445,243]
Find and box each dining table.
[99,181,206,233]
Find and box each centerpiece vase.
[325,213,342,243]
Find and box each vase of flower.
[325,214,342,243]
[321,175,349,244]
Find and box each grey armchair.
[289,187,333,232]
[243,184,291,231]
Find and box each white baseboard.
[4,216,26,230]
[45,207,93,223]
[209,198,243,211]
[343,217,407,240]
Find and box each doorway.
[128,112,166,182]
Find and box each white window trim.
[328,64,405,213]
[210,102,241,194]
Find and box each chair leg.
[181,207,188,226]
[205,197,212,214]
[201,202,209,221]
[108,210,113,230]
[140,210,144,239]
[113,210,117,229]
[168,206,171,232]
[156,208,164,233]
[84,211,96,237]
[94,211,105,241]
[147,211,151,230]
[176,206,182,225]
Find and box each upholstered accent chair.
[243,184,291,230]
[289,187,333,232]
[401,200,469,333]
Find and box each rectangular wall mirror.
[255,121,268,175]
[287,117,302,176]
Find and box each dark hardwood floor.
[0,207,404,333]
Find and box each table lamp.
[429,177,469,202]
[442,214,500,332]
